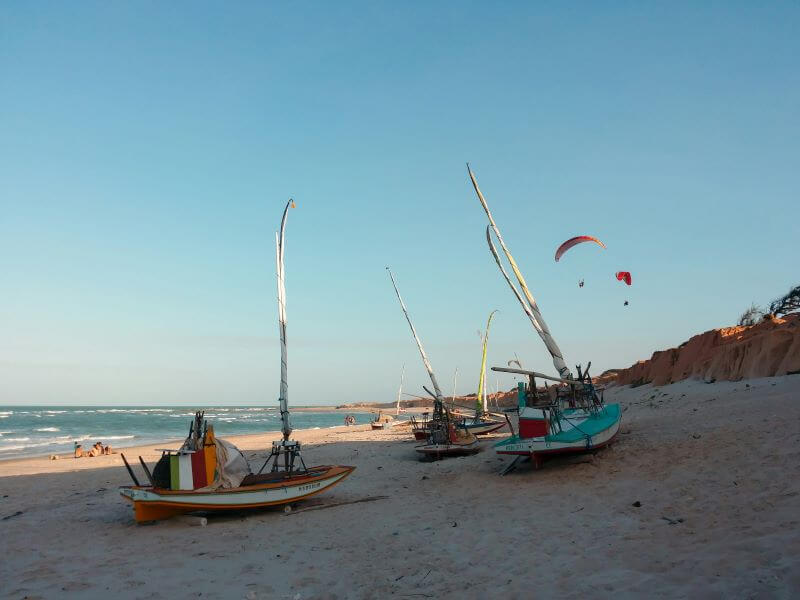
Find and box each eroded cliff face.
[610,314,800,386]
[375,316,799,404]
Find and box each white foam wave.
[0,436,109,453]
[36,427,60,432]
[55,435,89,443]
[66,434,136,442]
[0,445,29,452]
[96,408,171,414]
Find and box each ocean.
[0,406,375,460]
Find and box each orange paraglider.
[554,236,606,262]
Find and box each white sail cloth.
[196,439,251,490]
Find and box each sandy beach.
[1,376,798,599]
[4,2,798,598]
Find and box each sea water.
[0,407,374,460]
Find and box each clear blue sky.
[1,2,798,405]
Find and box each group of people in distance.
[74,441,112,458]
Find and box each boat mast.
[477,310,497,418]
[386,268,445,401]
[396,364,405,415]
[276,199,295,441]
[467,164,572,380]
[451,367,458,410]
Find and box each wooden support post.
[120,453,140,487]
[138,456,155,486]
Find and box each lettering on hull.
[298,481,322,493]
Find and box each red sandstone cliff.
[609,314,800,387]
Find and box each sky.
[1,2,798,406]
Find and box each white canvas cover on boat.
[205,438,251,490]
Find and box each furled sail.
[386,268,445,400]
[276,199,295,440]
[467,165,572,379]
[476,310,497,416]
[396,365,405,415]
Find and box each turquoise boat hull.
[495,403,621,462]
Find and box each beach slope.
[1,376,799,599]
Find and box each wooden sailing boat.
[410,409,432,440]
[492,365,620,470]
[461,310,505,436]
[371,411,393,430]
[467,165,621,473]
[387,268,480,459]
[410,367,450,440]
[119,200,355,522]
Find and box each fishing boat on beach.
[467,165,621,472]
[119,200,354,522]
[461,310,505,436]
[493,366,620,471]
[410,411,431,441]
[387,268,480,459]
[370,411,394,430]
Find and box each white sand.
[1,376,799,599]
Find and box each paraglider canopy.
[554,236,606,262]
[615,271,632,286]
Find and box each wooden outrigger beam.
[401,394,505,419]
[447,402,507,419]
[491,366,591,387]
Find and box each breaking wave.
[0,406,372,459]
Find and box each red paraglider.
[554,236,606,262]
[616,271,632,286]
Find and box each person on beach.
[72,441,111,458]
[87,442,107,457]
